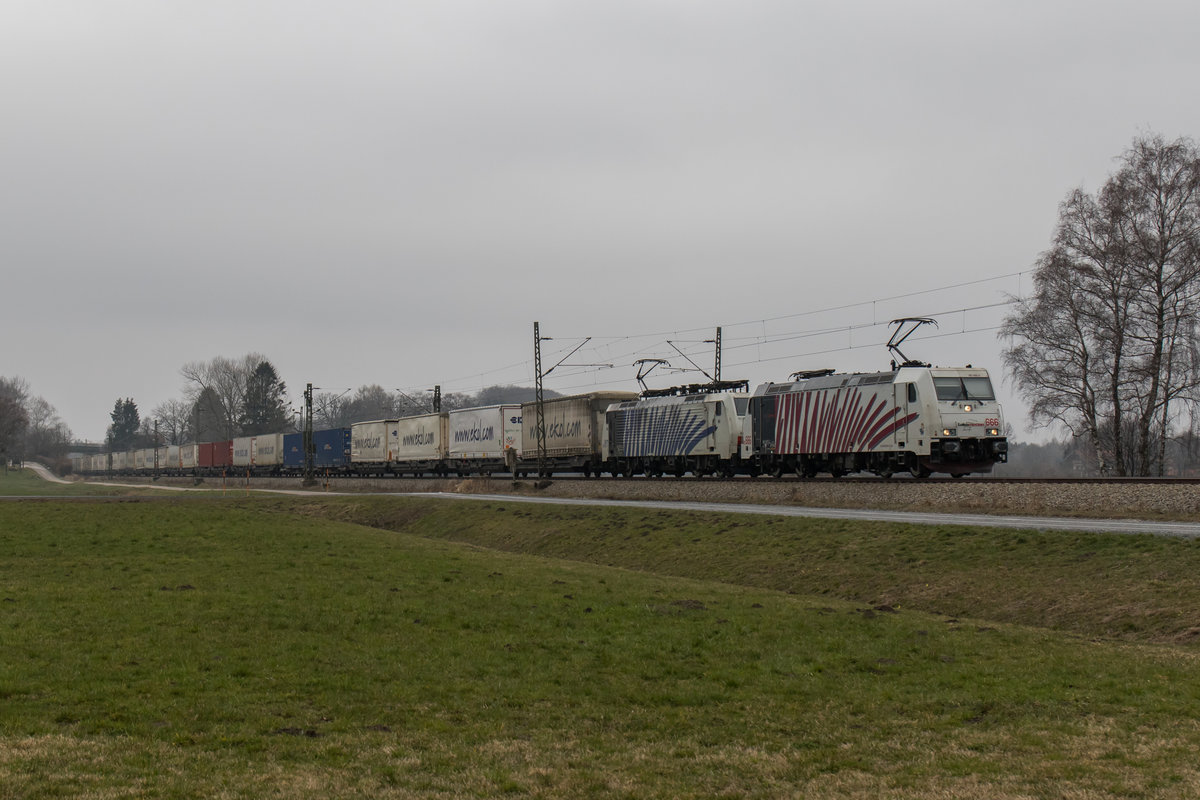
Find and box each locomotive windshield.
[933,376,995,402]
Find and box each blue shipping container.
[283,428,352,469]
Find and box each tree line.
[106,354,291,451]
[0,376,73,467]
[107,352,553,450]
[1002,133,1200,476]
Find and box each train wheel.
[910,464,931,479]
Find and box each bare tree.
[343,384,404,423]
[1002,254,1115,473]
[1108,135,1200,474]
[313,390,353,430]
[0,391,29,467]
[152,398,194,445]
[1003,133,1200,476]
[180,353,270,439]
[24,396,72,458]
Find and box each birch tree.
[1003,134,1200,475]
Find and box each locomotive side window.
[933,376,996,402]
[908,384,917,404]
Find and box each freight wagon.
[282,428,352,472]
[393,412,450,475]
[520,392,637,476]
[447,405,522,475]
[232,434,285,474]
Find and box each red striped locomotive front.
[742,366,1007,478]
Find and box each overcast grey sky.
[4,1,1199,442]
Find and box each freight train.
[74,364,1007,480]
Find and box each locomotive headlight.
[942,428,955,436]
[989,428,999,436]
[963,404,973,412]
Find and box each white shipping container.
[449,405,522,460]
[350,420,399,463]
[232,437,254,467]
[135,448,156,471]
[395,413,448,462]
[253,433,284,466]
[180,444,199,469]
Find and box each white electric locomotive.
[741,364,1007,478]
[602,383,749,478]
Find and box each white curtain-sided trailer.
[350,415,449,475]
[448,405,522,472]
[519,392,637,475]
[232,434,285,471]
[350,420,399,464]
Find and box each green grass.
[3,493,1200,797]
[0,467,162,497]
[291,495,1200,646]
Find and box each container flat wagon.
[519,392,637,476]
[448,405,522,475]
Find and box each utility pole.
[532,323,608,478]
[714,326,722,383]
[154,420,159,478]
[432,385,441,413]
[534,322,546,477]
[303,383,314,484]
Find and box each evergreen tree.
[239,361,290,435]
[106,398,140,451]
[190,386,225,442]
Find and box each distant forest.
[997,437,1200,478]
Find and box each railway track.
[101,471,1200,487]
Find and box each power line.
[399,270,1023,394]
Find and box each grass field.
[3,472,1200,797]
[0,467,162,498]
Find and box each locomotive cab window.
[908,383,917,404]
[933,376,995,402]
